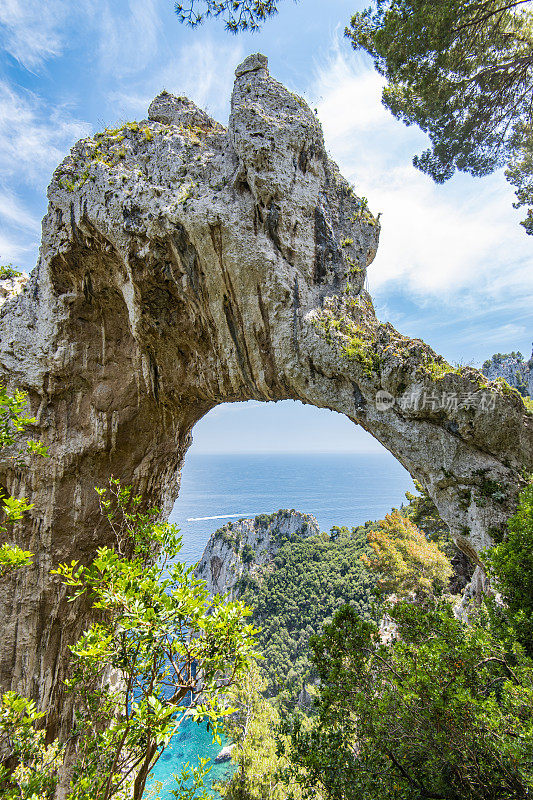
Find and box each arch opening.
[171,399,416,564]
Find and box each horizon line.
[187,449,388,456]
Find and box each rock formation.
[0,272,28,308]
[214,743,235,763]
[0,53,531,742]
[195,509,320,597]
[482,349,532,398]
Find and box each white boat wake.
[186,512,267,522]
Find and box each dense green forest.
[237,523,378,710]
[233,483,471,712]
[229,482,473,712]
[221,481,533,800]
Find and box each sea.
[147,451,414,798]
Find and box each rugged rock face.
[195,509,320,597]
[482,349,532,398]
[0,53,531,742]
[0,273,28,307]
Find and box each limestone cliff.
[482,349,532,398]
[195,509,320,597]
[0,53,530,743]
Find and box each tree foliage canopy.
[347,0,533,233]
[174,0,284,32]
[0,469,257,800]
[54,479,258,800]
[363,509,453,598]
[220,664,302,800]
[284,600,533,800]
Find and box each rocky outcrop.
[195,509,320,597]
[215,744,235,762]
[0,273,28,307]
[0,53,531,744]
[482,349,532,398]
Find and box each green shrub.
[0,266,22,279]
[486,478,533,655]
[283,600,533,800]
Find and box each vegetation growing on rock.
[238,523,378,712]
[482,350,532,399]
[362,509,453,598]
[0,266,22,280]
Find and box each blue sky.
[1,0,532,453]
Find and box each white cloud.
[0,81,91,186]
[0,0,66,69]
[309,43,533,308]
[106,37,244,125]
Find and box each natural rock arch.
[0,53,531,738]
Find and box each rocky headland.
[482,349,533,398]
[195,509,320,597]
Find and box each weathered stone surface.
[0,54,531,748]
[0,273,27,307]
[234,52,268,77]
[215,743,235,762]
[195,510,320,597]
[482,348,532,398]
[148,90,222,131]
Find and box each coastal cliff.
[195,509,320,597]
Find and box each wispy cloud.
[0,80,90,266]
[0,188,39,231]
[0,186,42,266]
[96,0,163,80]
[309,43,533,310]
[0,81,91,185]
[0,0,66,69]
[0,229,36,265]
[106,36,244,125]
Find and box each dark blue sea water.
[148,452,414,798]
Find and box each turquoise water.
[147,716,235,798]
[148,452,414,798]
